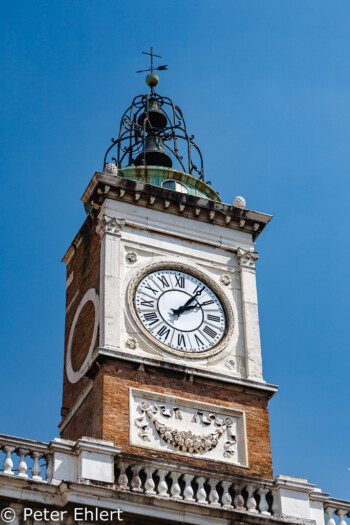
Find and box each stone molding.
[236,247,259,269]
[96,213,126,238]
[81,172,272,241]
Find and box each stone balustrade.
[324,500,350,525]
[0,433,349,525]
[116,458,277,515]
[0,434,52,482]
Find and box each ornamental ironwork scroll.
[103,92,205,181]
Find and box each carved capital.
[236,247,259,269]
[96,214,125,238]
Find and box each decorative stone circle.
[126,251,137,263]
[126,337,138,350]
[220,274,231,286]
[104,163,118,175]
[233,196,246,209]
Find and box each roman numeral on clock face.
[175,275,185,288]
[207,314,221,322]
[144,283,159,296]
[157,325,171,340]
[143,312,159,326]
[139,298,155,308]
[201,299,215,306]
[203,325,217,339]
[177,333,186,348]
[134,268,227,353]
[157,275,170,288]
[194,334,204,346]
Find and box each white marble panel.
[130,389,248,467]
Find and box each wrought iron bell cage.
[103,92,205,180]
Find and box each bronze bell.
[137,98,168,130]
[135,134,172,168]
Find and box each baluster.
[64,515,75,525]
[325,507,337,525]
[157,469,169,497]
[221,481,233,509]
[117,461,129,490]
[17,448,29,478]
[246,485,258,514]
[131,465,142,492]
[258,488,271,516]
[31,451,42,480]
[45,454,53,482]
[3,446,15,475]
[8,504,23,525]
[336,509,347,525]
[144,466,156,495]
[234,483,245,511]
[195,476,208,504]
[182,474,195,502]
[271,489,280,517]
[169,471,182,500]
[208,478,220,508]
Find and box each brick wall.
[61,213,100,417]
[62,359,273,479]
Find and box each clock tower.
[60,66,277,484]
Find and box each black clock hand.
[171,287,204,316]
[178,304,201,313]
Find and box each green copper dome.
[118,166,221,202]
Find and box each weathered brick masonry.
[61,359,273,479]
[61,213,100,415]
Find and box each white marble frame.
[96,200,264,383]
[126,260,235,360]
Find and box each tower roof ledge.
[81,171,272,241]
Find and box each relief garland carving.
[135,402,236,458]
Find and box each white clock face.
[134,269,226,354]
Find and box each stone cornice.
[92,347,279,399]
[81,172,272,241]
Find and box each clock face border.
[127,261,234,359]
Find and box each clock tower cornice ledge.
[81,171,272,241]
[87,348,279,400]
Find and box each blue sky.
[1,1,349,499]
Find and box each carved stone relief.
[220,273,232,286]
[236,247,259,269]
[96,214,126,238]
[130,389,247,466]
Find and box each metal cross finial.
[142,47,161,73]
[136,47,168,74]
